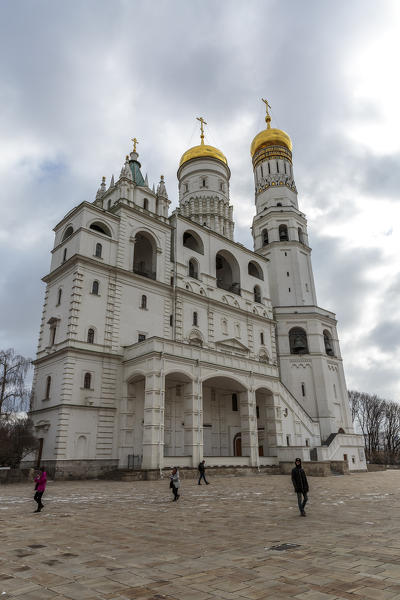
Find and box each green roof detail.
[130,160,145,186]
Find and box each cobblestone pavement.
[1,471,400,599]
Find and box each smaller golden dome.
[179,144,228,167]
[251,98,292,157]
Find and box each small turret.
[156,175,170,217]
[95,176,107,200]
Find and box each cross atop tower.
[196,116,207,145]
[262,98,272,128]
[131,137,138,152]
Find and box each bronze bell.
[324,336,334,355]
[293,335,306,352]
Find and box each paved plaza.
[1,471,400,599]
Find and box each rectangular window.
[305,439,310,447]
[170,315,173,327]
[138,334,146,343]
[260,332,264,345]
[286,435,290,446]
[268,162,271,174]
[232,393,238,412]
[50,327,56,346]
[301,383,306,397]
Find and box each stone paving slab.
[1,472,400,598]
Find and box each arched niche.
[89,221,112,237]
[216,249,240,295]
[62,226,74,241]
[183,230,204,254]
[289,327,309,354]
[133,231,157,280]
[248,260,264,280]
[323,329,334,356]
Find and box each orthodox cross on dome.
[196,116,207,145]
[131,137,138,152]
[262,98,272,129]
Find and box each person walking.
[170,467,180,501]
[33,466,47,513]
[291,458,309,516]
[198,460,209,485]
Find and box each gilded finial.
[160,174,164,181]
[196,116,207,145]
[131,137,138,152]
[102,176,106,183]
[262,98,272,129]
[126,155,129,161]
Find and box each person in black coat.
[198,460,209,485]
[291,458,309,516]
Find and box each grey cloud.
[367,321,400,352]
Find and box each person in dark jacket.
[198,460,209,485]
[291,458,309,516]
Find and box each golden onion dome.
[179,143,228,167]
[250,99,292,157]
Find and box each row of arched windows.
[262,226,305,246]
[289,327,335,356]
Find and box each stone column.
[265,393,283,451]
[142,371,164,470]
[183,378,203,467]
[240,389,259,467]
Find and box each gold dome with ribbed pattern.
[179,143,228,167]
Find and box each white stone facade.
[29,119,366,476]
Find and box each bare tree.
[0,417,38,467]
[0,348,31,414]
[383,400,400,461]
[354,392,385,458]
[348,390,361,425]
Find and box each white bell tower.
[251,100,354,441]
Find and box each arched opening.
[254,285,262,303]
[289,327,309,354]
[87,328,95,344]
[202,376,252,460]
[279,224,289,241]
[143,198,149,210]
[255,387,274,457]
[216,250,240,295]
[62,226,73,241]
[323,330,334,356]
[91,280,99,295]
[298,227,304,244]
[125,374,146,468]
[141,295,147,309]
[133,232,157,280]
[183,230,204,254]
[164,372,193,458]
[84,372,91,389]
[89,221,112,237]
[188,258,199,279]
[262,229,269,246]
[95,243,102,258]
[248,261,264,280]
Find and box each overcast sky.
[0,0,399,399]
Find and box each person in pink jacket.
[33,466,47,513]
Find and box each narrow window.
[202,179,206,187]
[262,229,269,246]
[138,333,146,342]
[170,276,174,286]
[189,259,198,279]
[276,161,279,173]
[284,252,287,256]
[305,439,310,447]
[45,376,51,399]
[185,183,188,192]
[92,280,99,295]
[254,285,261,303]
[62,248,67,263]
[232,393,238,411]
[286,435,290,446]
[268,162,271,174]
[305,283,309,292]
[50,326,56,346]
[256,406,260,419]
[333,384,337,398]
[287,271,289,277]
[141,295,147,309]
[220,182,223,191]
[193,311,198,326]
[279,224,288,241]
[87,328,95,344]
[95,243,102,258]
[288,287,291,292]
[284,162,287,174]
[107,199,111,209]
[301,383,306,397]
[57,288,62,306]
[143,198,149,210]
[260,164,263,177]
[277,202,282,206]
[170,314,173,327]
[84,372,91,389]
[260,332,264,345]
